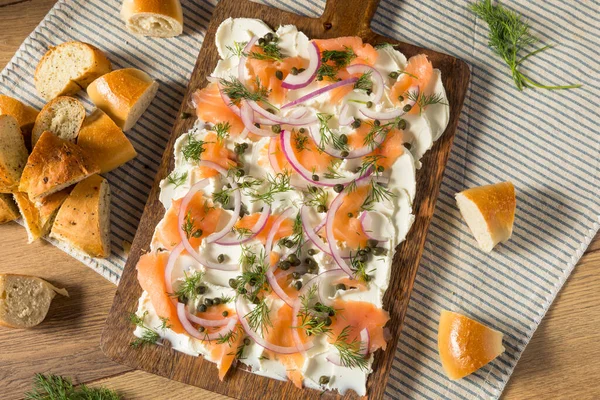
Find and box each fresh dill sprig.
[226,41,247,58]
[316,64,338,81]
[217,324,241,346]
[170,270,204,302]
[182,211,203,239]
[295,285,334,337]
[182,135,209,162]
[363,117,404,149]
[281,212,305,256]
[304,186,329,209]
[220,294,234,304]
[333,326,369,371]
[361,181,396,211]
[159,317,172,331]
[317,113,348,151]
[248,170,292,205]
[294,130,310,152]
[357,155,386,178]
[249,41,284,62]
[25,374,122,400]
[129,312,160,348]
[349,250,372,282]
[354,72,373,92]
[234,226,253,239]
[316,47,357,81]
[166,171,188,187]
[323,159,344,180]
[219,76,271,105]
[214,121,231,142]
[405,90,447,114]
[212,188,232,207]
[245,298,272,334]
[235,246,269,300]
[469,0,581,91]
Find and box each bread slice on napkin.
[31,96,86,147]
[0,115,28,194]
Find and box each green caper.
[204,298,214,306]
[405,143,412,150]
[178,295,188,303]
[279,260,291,270]
[254,122,261,128]
[377,165,385,173]
[307,264,317,274]
[198,304,207,313]
[335,283,347,291]
[339,134,348,144]
[258,37,266,46]
[397,119,407,130]
[291,67,299,76]
[333,184,344,193]
[389,71,399,79]
[244,337,251,346]
[367,239,378,248]
[304,258,315,266]
[364,274,372,282]
[363,246,372,254]
[358,254,368,263]
[373,247,387,256]
[397,95,404,102]
[284,239,295,248]
[347,212,354,218]
[229,278,238,289]
[275,70,283,80]
[374,119,381,127]
[198,326,206,333]
[298,68,306,73]
[242,142,249,149]
[299,127,306,133]
[324,317,332,326]
[317,205,327,213]
[270,124,281,133]
[264,33,274,42]
[266,108,276,114]
[217,254,225,263]
[235,168,245,177]
[307,248,318,256]
[222,311,228,317]
[358,249,367,257]
[238,287,247,295]
[319,376,330,385]
[192,229,203,238]
[312,174,319,181]
[234,144,245,154]
[196,285,207,295]
[287,254,300,266]
[249,278,256,287]
[213,297,221,305]
[403,104,412,112]
[351,118,361,129]
[340,150,349,158]
[292,272,301,280]
[294,281,303,290]
[366,101,373,108]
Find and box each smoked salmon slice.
[390,54,433,114]
[192,82,245,134]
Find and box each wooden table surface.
[0,1,598,399]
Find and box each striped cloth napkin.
[1,0,597,398]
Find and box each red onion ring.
[345,64,384,104]
[248,100,317,126]
[185,306,235,327]
[264,207,295,255]
[196,161,242,245]
[217,81,241,117]
[268,137,283,173]
[238,36,258,83]
[241,100,278,137]
[177,302,238,341]
[280,130,371,187]
[326,328,370,365]
[300,206,332,256]
[359,210,387,242]
[281,77,359,109]
[338,104,354,126]
[360,85,419,120]
[165,242,185,295]
[316,269,348,307]
[266,265,295,307]
[215,204,271,246]
[281,42,321,90]
[236,296,314,354]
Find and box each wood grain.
[0,1,598,400]
[101,0,470,399]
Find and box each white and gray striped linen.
[1,1,597,398]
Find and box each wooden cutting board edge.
[101,1,471,399]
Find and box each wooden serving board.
[102,0,470,398]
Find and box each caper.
[292,272,301,280]
[284,239,295,248]
[298,68,306,73]
[258,38,266,46]
[307,248,318,256]
[287,254,301,266]
[229,279,238,289]
[373,247,387,256]
[358,249,367,257]
[367,239,378,248]
[235,168,245,177]
[198,304,207,313]
[291,67,299,76]
[340,150,349,158]
[242,142,249,149]
[213,297,221,305]
[234,143,245,154]
[333,184,344,193]
[198,326,206,333]
[222,311,228,317]
[307,264,317,274]
[244,337,251,346]
[294,281,303,290]
[403,104,412,112]
[252,296,260,305]
[347,212,354,218]
[324,317,332,326]
[266,108,276,114]
[217,254,225,263]
[264,33,274,42]
[299,127,306,133]
[364,274,372,282]
[328,309,335,317]
[374,119,381,127]
[279,260,291,270]
[192,229,203,238]
[317,205,327,213]
[397,119,407,130]
[351,118,361,129]
[335,283,347,291]
[196,285,207,295]
[363,246,372,254]
[319,376,330,385]
[377,165,385,173]
[339,134,348,144]
[178,295,188,303]
[304,258,315,266]
[254,122,261,128]
[249,278,256,287]
[205,298,214,306]
[397,95,404,102]
[405,142,412,150]
[312,174,319,181]
[275,70,283,80]
[389,71,399,79]
[366,101,373,108]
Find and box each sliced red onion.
[217,81,241,117]
[281,77,359,109]
[280,130,370,187]
[338,104,354,126]
[264,207,295,255]
[360,85,419,120]
[281,42,321,90]
[359,210,387,242]
[238,36,258,83]
[216,204,271,246]
[274,269,295,281]
[316,269,347,307]
[178,302,238,341]
[165,242,185,295]
[240,127,249,140]
[307,125,384,160]
[268,136,282,173]
[236,296,314,354]
[267,266,295,307]
[196,161,241,245]
[346,64,384,104]
[241,100,278,137]
[185,306,235,328]
[326,328,370,365]
[248,100,317,126]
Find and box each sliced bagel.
[31,96,86,147]
[0,193,19,224]
[34,41,112,101]
[77,109,137,173]
[455,181,516,253]
[0,115,28,193]
[50,174,111,258]
[438,310,505,379]
[0,94,39,145]
[0,274,68,329]
[19,131,100,202]
[87,68,159,131]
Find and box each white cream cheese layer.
[136,18,449,397]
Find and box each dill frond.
[129,312,161,348]
[214,121,231,142]
[166,171,188,187]
[182,135,210,162]
[333,326,369,371]
[226,41,247,58]
[170,270,204,302]
[219,76,271,105]
[317,113,348,151]
[25,374,121,400]
[354,72,373,92]
[248,170,292,205]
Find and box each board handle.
[321,0,382,37]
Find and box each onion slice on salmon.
[236,296,315,354]
[238,36,258,84]
[280,130,372,187]
[281,77,359,109]
[248,100,317,126]
[360,85,419,120]
[345,64,384,104]
[177,302,238,340]
[165,242,185,295]
[300,206,350,259]
[217,81,241,117]
[265,208,297,306]
[326,328,370,366]
[216,204,271,246]
[185,306,235,328]
[359,210,387,242]
[241,100,279,137]
[281,41,321,90]
[264,207,296,255]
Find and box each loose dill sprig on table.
[166,170,187,187]
[25,373,122,400]
[469,0,581,91]
[129,312,161,348]
[333,326,370,371]
[182,135,210,162]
